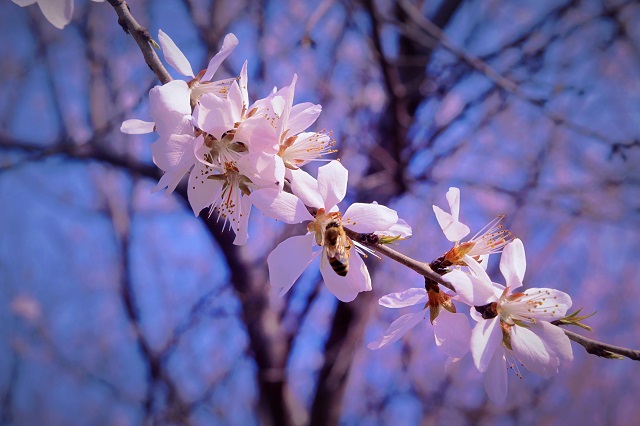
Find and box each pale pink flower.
[121,80,195,194]
[238,75,335,190]
[187,159,252,245]
[367,287,470,360]
[121,32,241,196]
[158,30,240,104]
[250,161,399,302]
[433,187,470,242]
[468,239,573,404]
[433,187,512,270]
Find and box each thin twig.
[106,0,172,84]
[344,228,455,292]
[557,326,640,361]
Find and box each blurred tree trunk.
[309,1,464,425]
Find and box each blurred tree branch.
[398,0,639,150]
[101,177,193,423]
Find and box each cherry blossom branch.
[344,228,455,292]
[555,326,640,361]
[105,0,172,85]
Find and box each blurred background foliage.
[1,0,639,424]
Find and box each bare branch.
[344,228,455,292]
[557,326,640,361]
[105,0,172,85]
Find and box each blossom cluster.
[118,33,577,403]
[369,188,573,403]
[121,32,410,303]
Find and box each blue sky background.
[1,0,640,424]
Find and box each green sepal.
[554,308,596,332]
[378,235,406,245]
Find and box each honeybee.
[324,221,352,276]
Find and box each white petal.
[433,205,469,242]
[228,81,244,121]
[288,102,322,135]
[151,133,196,193]
[442,269,472,305]
[239,154,284,191]
[158,29,194,77]
[151,128,195,172]
[193,93,235,140]
[483,349,508,404]
[235,115,278,153]
[239,61,249,111]
[380,218,412,238]
[500,238,526,290]
[236,152,279,188]
[433,310,471,359]
[378,288,427,308]
[342,203,398,233]
[510,325,557,378]
[367,310,426,350]
[38,0,73,29]
[289,168,323,209]
[249,189,313,224]
[321,251,371,302]
[270,95,286,117]
[267,234,316,297]
[518,288,573,321]
[471,317,502,372]
[276,75,296,137]
[537,321,573,362]
[202,33,239,81]
[149,80,191,134]
[445,187,462,221]
[444,269,495,307]
[464,254,501,302]
[121,119,155,134]
[317,161,348,211]
[186,161,223,215]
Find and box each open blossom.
[157,30,240,104]
[120,32,260,245]
[466,239,573,404]
[433,187,512,270]
[121,31,240,194]
[13,0,104,29]
[250,75,336,186]
[250,161,402,302]
[367,286,470,361]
